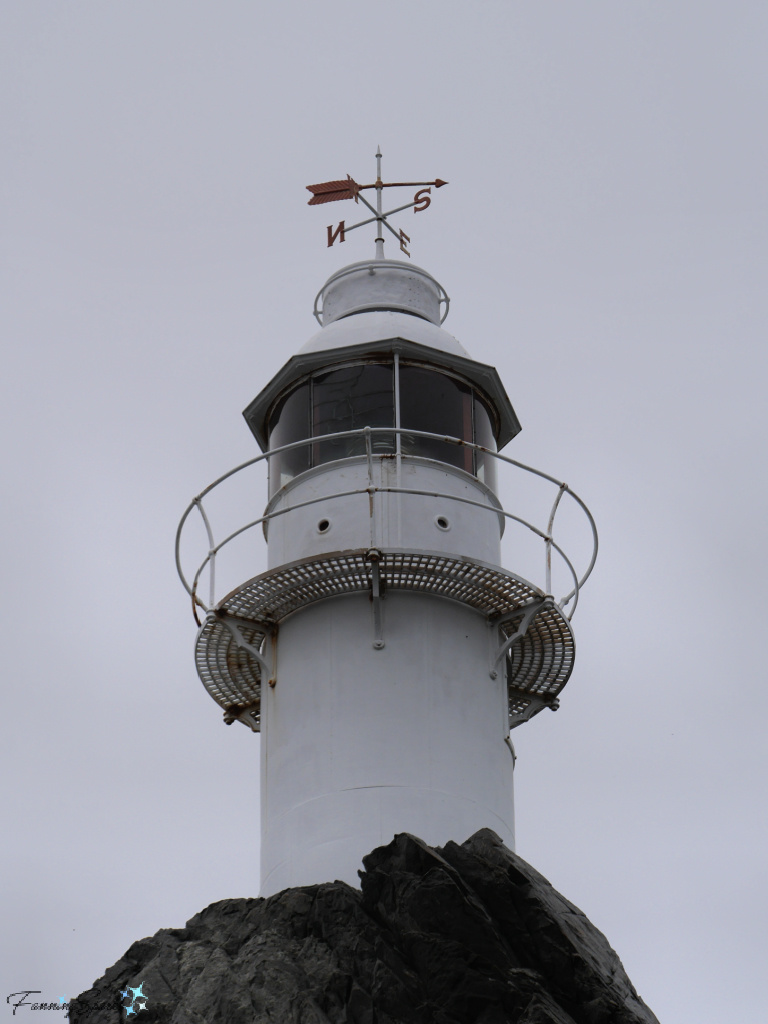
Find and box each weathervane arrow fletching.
[306,176,361,205]
[307,177,447,205]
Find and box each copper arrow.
[367,179,448,189]
[306,176,361,206]
[307,177,447,205]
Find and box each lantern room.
[242,260,522,568]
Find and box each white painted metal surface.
[300,307,469,357]
[316,260,449,326]
[260,591,515,895]
[264,455,504,569]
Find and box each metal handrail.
[175,426,598,622]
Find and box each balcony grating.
[194,549,574,731]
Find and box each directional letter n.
[327,221,345,247]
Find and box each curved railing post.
[545,483,567,596]
[194,497,216,611]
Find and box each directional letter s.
[414,188,431,213]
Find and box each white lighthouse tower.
[176,156,597,897]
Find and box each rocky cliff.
[70,830,659,1024]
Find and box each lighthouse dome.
[243,259,520,451]
[299,258,468,358]
[316,259,448,326]
[300,259,470,359]
[300,308,470,359]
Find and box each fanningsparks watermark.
[6,994,69,1016]
[7,984,149,1018]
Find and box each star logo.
[120,981,149,1017]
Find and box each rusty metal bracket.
[366,548,385,649]
[508,692,560,728]
[222,704,261,732]
[489,597,549,678]
[505,735,517,765]
[216,612,275,687]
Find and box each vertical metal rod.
[394,352,402,547]
[364,425,376,546]
[269,627,278,689]
[375,146,384,260]
[370,558,385,649]
[545,483,567,596]
[196,498,217,609]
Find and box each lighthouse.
[176,155,597,897]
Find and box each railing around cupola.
[175,427,598,626]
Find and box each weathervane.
[306,147,447,259]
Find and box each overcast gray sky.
[2,3,766,1021]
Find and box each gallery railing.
[176,426,598,625]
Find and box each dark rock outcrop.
[71,830,658,1024]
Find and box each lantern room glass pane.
[398,366,473,474]
[267,362,499,497]
[473,394,497,491]
[267,382,310,494]
[312,363,395,465]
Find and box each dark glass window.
[312,364,394,465]
[267,360,499,495]
[267,382,310,494]
[398,366,473,474]
[473,394,498,491]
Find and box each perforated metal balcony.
[176,427,597,733]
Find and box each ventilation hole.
[317,519,330,534]
[435,516,450,531]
